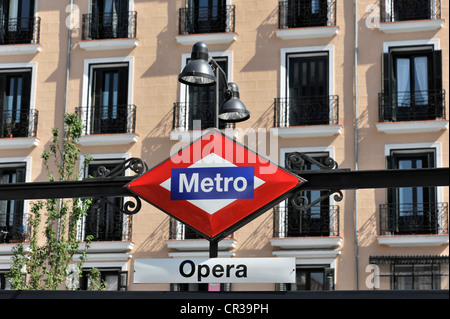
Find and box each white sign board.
[134,258,296,284]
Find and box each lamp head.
[219,83,250,123]
[178,42,216,87]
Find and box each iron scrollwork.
[286,152,344,211]
[92,158,148,215]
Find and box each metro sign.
[126,129,305,240]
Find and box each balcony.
[172,102,235,140]
[379,0,443,33]
[272,96,342,138]
[176,5,237,45]
[80,11,138,51]
[276,0,338,40]
[0,212,28,244]
[167,218,236,258]
[271,205,342,257]
[0,17,41,55]
[0,17,40,45]
[377,90,448,134]
[378,202,449,247]
[75,105,138,146]
[0,109,39,150]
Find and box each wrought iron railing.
[0,211,27,244]
[379,202,448,235]
[82,11,137,40]
[380,0,441,22]
[273,204,340,237]
[0,109,39,138]
[81,206,133,242]
[76,105,136,135]
[173,102,235,131]
[378,89,446,122]
[179,5,235,34]
[278,0,336,29]
[274,95,339,127]
[0,17,41,45]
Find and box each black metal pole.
[209,239,218,258]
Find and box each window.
[84,0,134,40]
[79,268,128,291]
[0,0,39,44]
[175,56,230,131]
[0,69,34,138]
[276,51,338,127]
[0,163,25,243]
[171,283,231,292]
[180,0,234,34]
[281,0,333,28]
[279,266,334,291]
[381,46,443,121]
[385,149,439,235]
[370,256,449,290]
[78,63,136,135]
[381,0,440,22]
[84,159,129,241]
[286,153,334,236]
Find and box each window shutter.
[432,50,443,118]
[382,52,394,121]
[119,271,128,291]
[324,268,335,290]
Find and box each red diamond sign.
[126,129,305,240]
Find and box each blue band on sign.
[171,167,254,200]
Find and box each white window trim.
[78,153,132,249]
[0,62,39,149]
[276,46,341,138]
[383,38,439,53]
[275,146,337,239]
[174,51,233,134]
[80,56,137,145]
[0,156,32,240]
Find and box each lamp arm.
[208,57,231,93]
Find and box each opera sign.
[126,129,305,240]
[134,258,296,284]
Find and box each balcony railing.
[82,11,137,40]
[379,202,448,235]
[278,0,336,29]
[179,5,235,34]
[0,211,28,244]
[1,109,39,138]
[0,17,41,45]
[378,90,446,122]
[273,205,340,238]
[81,206,133,242]
[173,102,235,131]
[380,0,441,22]
[274,96,339,127]
[75,105,136,135]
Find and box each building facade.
[0,0,448,292]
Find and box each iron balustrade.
[0,17,41,45]
[76,105,136,135]
[378,89,446,122]
[80,207,133,242]
[379,202,448,236]
[178,5,235,34]
[0,212,28,244]
[0,109,39,138]
[173,101,235,131]
[278,0,336,29]
[82,11,137,40]
[274,95,339,127]
[273,205,340,238]
[380,0,441,22]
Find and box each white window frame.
[81,56,134,135]
[279,45,334,127]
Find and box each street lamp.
[178,42,250,126]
